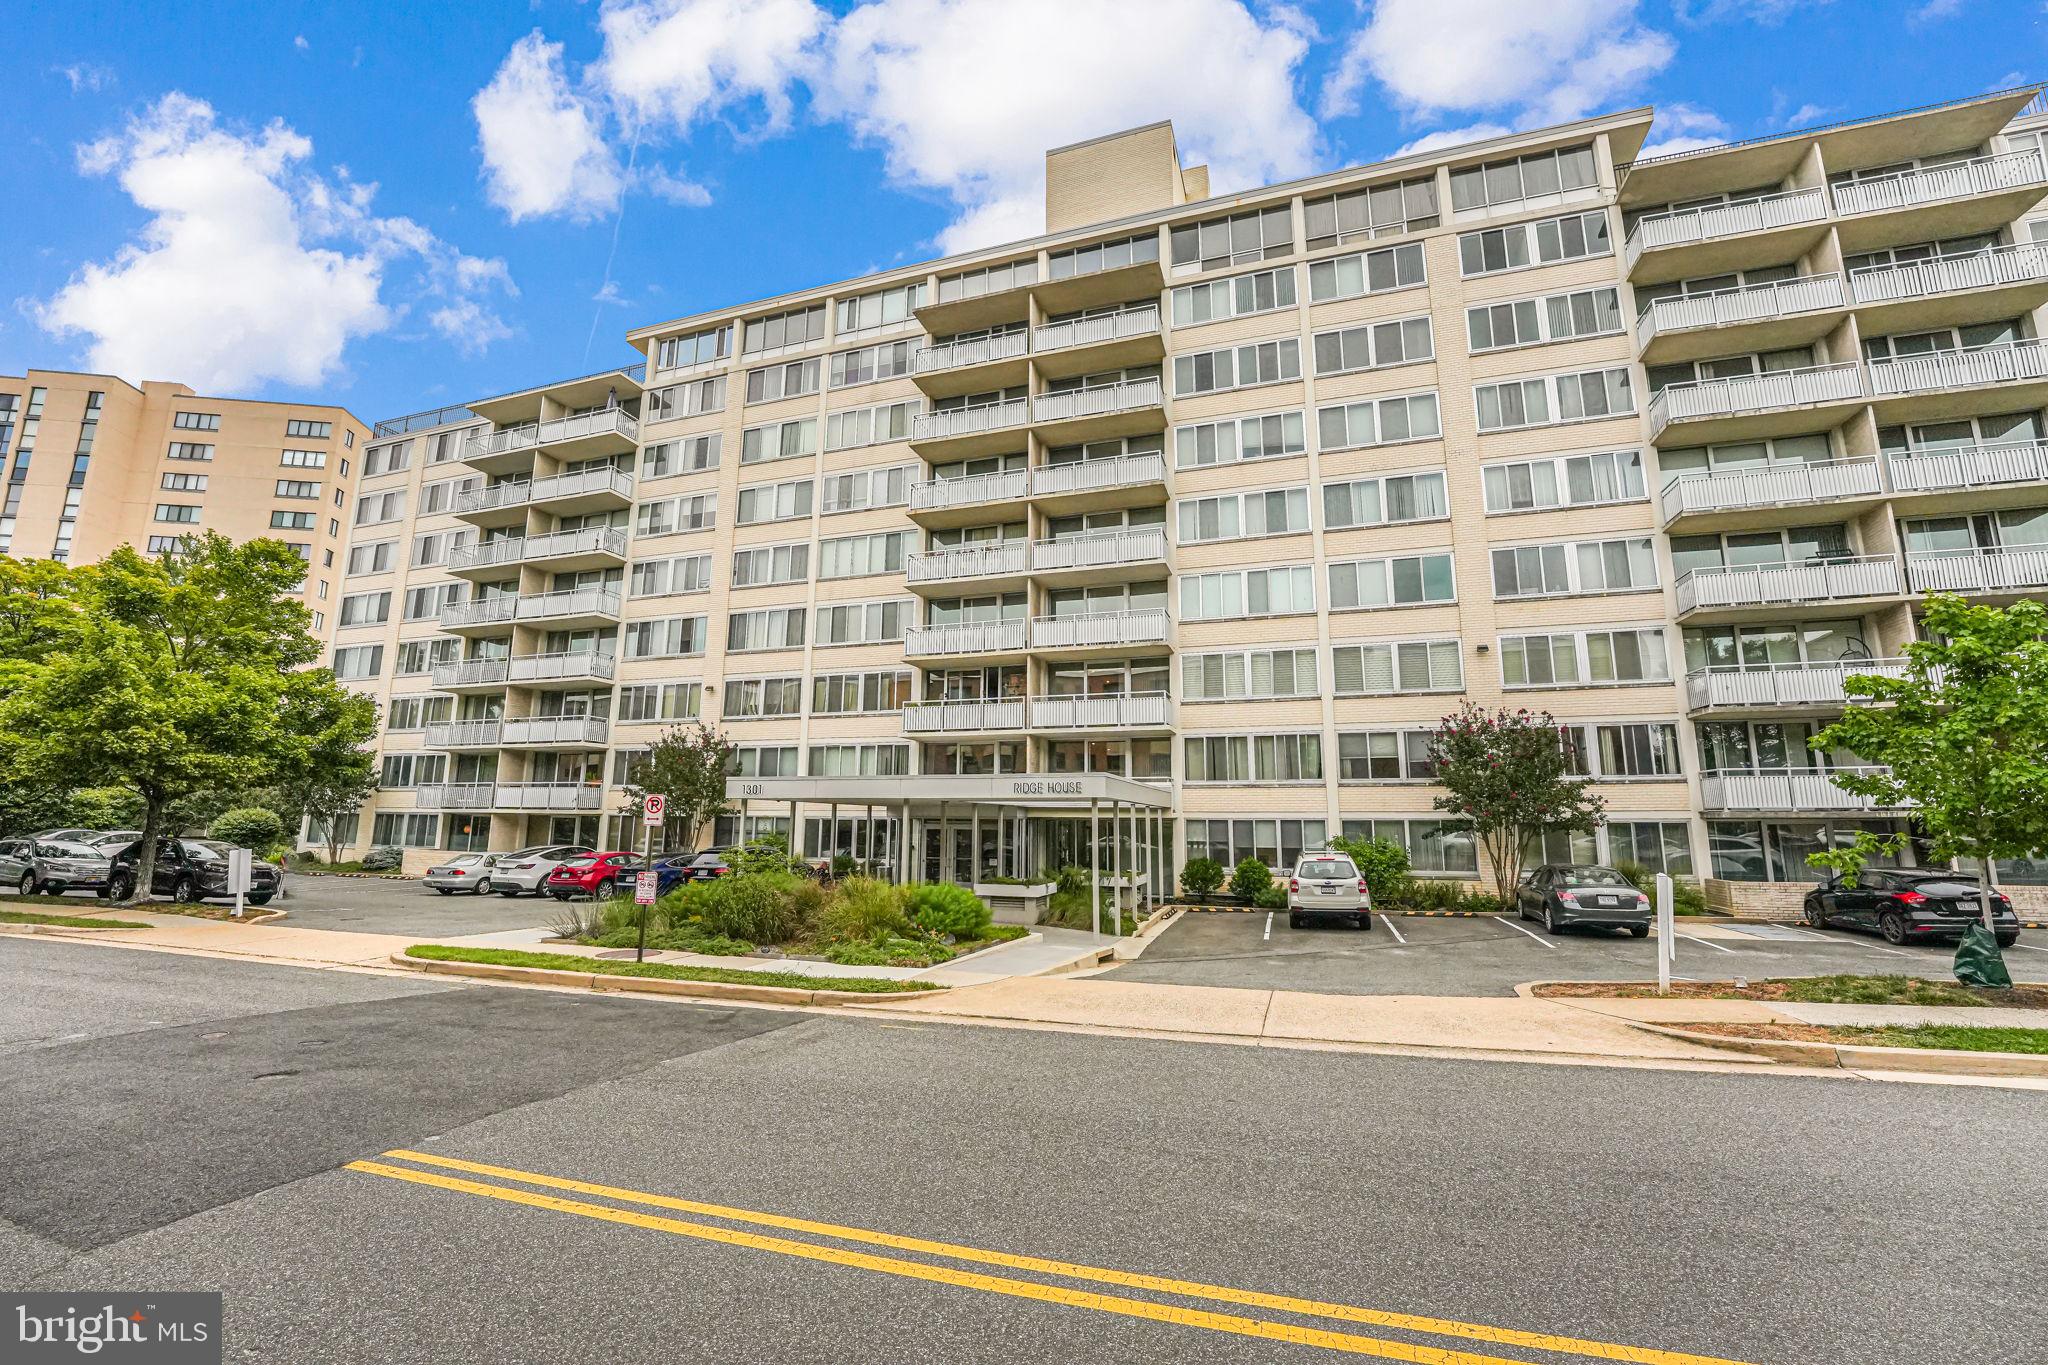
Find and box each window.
[1316,392,1442,451]
[270,510,316,530]
[1048,231,1159,279]
[1170,266,1297,327]
[656,323,732,372]
[1322,471,1448,529]
[745,357,821,404]
[331,644,384,680]
[644,376,728,423]
[736,478,813,525]
[636,493,716,537]
[1185,818,1330,870]
[1327,552,1455,609]
[1475,367,1634,432]
[1181,647,1319,701]
[1492,537,1657,599]
[1173,411,1305,469]
[275,479,320,499]
[1337,819,1477,874]
[1312,316,1434,377]
[173,411,220,431]
[1458,210,1612,277]
[1169,205,1294,272]
[1338,731,1438,782]
[410,530,472,568]
[281,448,327,468]
[1172,338,1301,397]
[623,617,708,659]
[1483,451,1645,513]
[739,418,817,464]
[379,753,448,789]
[1500,627,1671,687]
[1306,242,1426,302]
[371,813,439,848]
[160,472,208,492]
[812,670,912,714]
[617,682,704,723]
[155,504,201,523]
[723,676,804,718]
[640,435,720,479]
[347,541,397,575]
[337,591,390,627]
[355,489,406,525]
[145,536,182,553]
[731,541,810,587]
[741,304,826,354]
[727,607,806,652]
[1467,287,1623,352]
[286,419,332,439]
[393,640,458,677]
[830,338,917,389]
[1184,733,1323,783]
[417,479,461,517]
[387,693,454,727]
[1608,821,1696,876]
[1332,639,1463,695]
[835,281,924,335]
[935,258,1036,303]
[815,597,911,646]
[825,399,918,451]
[1305,176,1440,247]
[732,746,800,778]
[822,463,912,513]
[629,553,712,598]
[365,441,411,476]
[1179,566,1315,621]
[809,743,911,777]
[1682,619,1876,674]
[1448,143,1597,212]
[1561,722,1684,779]
[819,529,910,579]
[166,442,213,461]
[1176,488,1310,543]
[402,584,462,621]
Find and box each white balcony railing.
[1030,378,1164,426]
[908,467,1028,513]
[1907,547,2048,594]
[465,407,638,461]
[1850,243,2048,306]
[501,716,610,747]
[1027,691,1171,730]
[912,331,1028,375]
[491,782,608,812]
[903,620,1029,657]
[532,466,634,504]
[901,697,1028,735]
[1685,658,1912,712]
[1032,305,1162,355]
[414,782,498,809]
[447,538,526,573]
[1866,340,2048,399]
[1886,441,2048,494]
[911,399,1029,443]
[1650,362,1863,434]
[1700,768,1902,812]
[1675,555,1903,615]
[1028,451,1169,500]
[1639,274,1845,346]
[1030,526,1169,574]
[1029,608,1172,651]
[1831,150,2048,217]
[440,596,519,630]
[906,541,1029,585]
[424,719,503,748]
[508,650,617,684]
[520,527,628,563]
[453,481,532,516]
[1659,458,1883,522]
[1624,186,1829,270]
[516,587,623,623]
[432,658,511,690]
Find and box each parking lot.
[1111,909,2048,997]
[2,872,553,938]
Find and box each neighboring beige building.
[0,370,367,623]
[323,85,2048,914]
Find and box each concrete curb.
[392,953,950,1007]
[0,920,154,938]
[1623,1019,2048,1077]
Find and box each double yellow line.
[347,1150,1752,1364]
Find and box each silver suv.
[0,837,113,896]
[1286,853,1373,930]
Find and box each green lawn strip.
[1773,974,2027,1008]
[0,908,148,929]
[1836,1025,2048,1054]
[404,944,940,993]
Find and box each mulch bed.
[1532,979,2048,1009]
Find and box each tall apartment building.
[326,86,2048,914]
[0,369,367,623]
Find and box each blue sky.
[2,0,2042,425]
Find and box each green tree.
[1332,834,1413,907]
[1179,856,1224,898]
[622,722,737,851]
[1809,595,2048,942]
[300,763,382,864]
[209,807,286,852]
[0,557,83,693]
[1429,703,1606,905]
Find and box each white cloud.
[56,63,114,94]
[1785,102,1832,128]
[640,164,714,207]
[37,94,510,392]
[1393,123,1513,157]
[473,30,624,223]
[1639,100,1728,155]
[294,34,310,52]
[1910,0,1962,21]
[1637,134,1726,158]
[594,0,824,133]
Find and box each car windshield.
[37,842,106,859]
[1556,867,1631,888]
[1298,859,1355,878]
[560,857,597,869]
[444,855,485,867]
[182,841,231,863]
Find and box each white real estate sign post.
[1656,872,1675,995]
[227,847,253,919]
[636,795,666,961]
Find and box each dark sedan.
[107,839,281,906]
[1517,865,1652,936]
[1806,869,2021,947]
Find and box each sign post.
[636,795,666,962]
[1655,872,1674,996]
[227,847,252,919]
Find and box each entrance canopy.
[731,772,1173,814]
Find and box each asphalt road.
[1113,908,2048,996]
[5,935,2047,1364]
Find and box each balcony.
[1907,546,2048,596]
[1685,659,1912,714]
[1636,275,1846,364]
[1886,442,2048,500]
[417,782,608,813]
[452,479,535,529]
[905,540,1030,593]
[464,407,639,476]
[1849,244,2048,334]
[440,596,519,636]
[1624,187,1830,283]
[906,468,1027,528]
[530,465,635,515]
[901,697,1029,735]
[1030,306,1165,380]
[500,715,610,747]
[446,537,526,579]
[1831,151,2048,250]
[1674,555,1904,620]
[1026,691,1171,733]
[1866,340,2048,423]
[910,331,1030,399]
[1027,451,1170,515]
[1028,378,1166,446]
[1648,362,1864,443]
[903,619,1029,660]
[1028,607,1174,657]
[1699,768,1903,814]
[516,586,623,628]
[1657,458,1884,530]
[432,658,511,693]
[518,526,628,573]
[508,650,618,687]
[424,719,503,750]
[909,398,1029,459]
[1031,240,1164,316]
[1029,527,1171,586]
[413,781,499,810]
[915,266,1037,335]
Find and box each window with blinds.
[1176,487,1310,543]
[1173,410,1306,468]
[1337,731,1437,781]
[1331,639,1463,695]
[1181,647,1319,701]
[1322,471,1448,529]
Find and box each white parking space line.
[1676,932,1738,954]
[1379,914,1407,944]
[2009,942,2048,953]
[1262,912,1272,942]
[1855,943,1917,957]
[1493,915,1558,950]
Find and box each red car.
[544,850,647,900]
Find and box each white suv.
[489,845,595,896]
[1286,853,1374,930]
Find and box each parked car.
[677,848,734,882]
[489,844,596,896]
[544,851,648,900]
[422,853,506,895]
[1517,865,1651,936]
[0,838,112,896]
[83,830,143,851]
[106,838,281,906]
[1806,869,2021,947]
[1286,852,1373,929]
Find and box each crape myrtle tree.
[1429,703,1606,906]
[621,722,738,852]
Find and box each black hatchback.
[1517,865,1652,936]
[1806,869,2020,947]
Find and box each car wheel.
[497,887,521,898]
[594,878,616,899]
[171,877,198,905]
[1628,924,1649,939]
[1996,935,2018,949]
[1805,900,1829,930]
[1358,913,1374,931]
[473,878,491,896]
[109,871,135,902]
[16,870,35,895]
[1288,913,1303,929]
[435,887,454,896]
[247,894,272,907]
[1542,903,1563,935]
[1879,911,1909,945]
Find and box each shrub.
[359,845,403,872]
[1228,857,1273,901]
[1458,890,1506,914]
[1331,836,1412,907]
[830,853,861,880]
[545,898,608,941]
[1394,880,1464,911]
[1254,881,1288,910]
[1054,864,1091,896]
[1180,857,1224,898]
[818,877,910,943]
[1674,880,1711,915]
[209,806,285,852]
[905,881,993,939]
[1612,860,1653,892]
[692,872,812,944]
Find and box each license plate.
[1316,885,1341,895]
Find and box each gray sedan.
[422,853,503,895]
[1517,865,1651,936]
